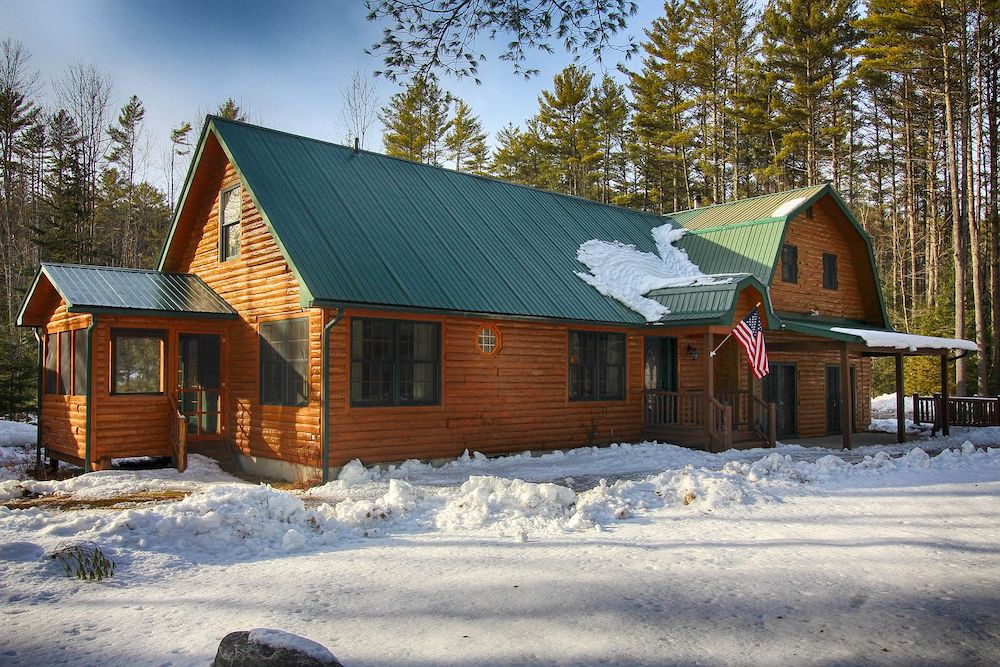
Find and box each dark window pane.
[259,317,309,406]
[569,331,626,401]
[220,185,241,261]
[113,332,163,394]
[781,245,798,283]
[823,253,838,289]
[73,330,88,395]
[351,318,440,406]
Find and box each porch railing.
[166,393,187,473]
[913,393,1000,434]
[644,389,776,448]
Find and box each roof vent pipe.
[354,137,360,153]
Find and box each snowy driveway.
[2,425,1000,665]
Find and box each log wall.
[325,309,644,466]
[39,301,90,463]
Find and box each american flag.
[734,306,769,379]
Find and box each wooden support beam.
[940,353,950,437]
[841,343,852,450]
[704,331,714,448]
[895,353,905,444]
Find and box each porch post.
[940,352,951,436]
[840,343,852,450]
[894,353,905,444]
[704,331,714,446]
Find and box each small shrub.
[50,541,116,580]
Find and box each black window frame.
[219,184,242,262]
[569,331,627,401]
[73,329,88,396]
[350,317,441,407]
[781,244,798,283]
[823,252,839,290]
[111,329,165,395]
[259,317,310,407]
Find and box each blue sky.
[4,0,662,184]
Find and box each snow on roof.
[770,196,809,218]
[575,225,730,322]
[831,327,978,352]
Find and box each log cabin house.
[17,117,977,481]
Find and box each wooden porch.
[641,389,776,451]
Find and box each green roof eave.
[65,305,238,320]
[646,274,778,329]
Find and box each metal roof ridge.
[664,184,828,218]
[684,217,787,235]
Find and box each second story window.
[823,253,839,289]
[781,244,798,283]
[220,185,241,261]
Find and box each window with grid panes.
[351,318,440,406]
[823,253,839,289]
[259,317,310,406]
[569,331,626,401]
[220,185,241,261]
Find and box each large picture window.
[569,331,626,401]
[219,184,241,262]
[350,318,440,406]
[112,329,164,394]
[259,317,309,406]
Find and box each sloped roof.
[169,116,689,324]
[646,274,773,326]
[17,263,236,326]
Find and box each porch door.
[825,365,857,434]
[764,362,797,438]
[177,334,221,436]
[644,337,678,392]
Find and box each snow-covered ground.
[2,419,999,665]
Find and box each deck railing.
[913,393,1000,434]
[166,393,187,473]
[643,389,775,448]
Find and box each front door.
[764,362,797,438]
[177,334,221,436]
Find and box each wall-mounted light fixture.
[687,344,699,361]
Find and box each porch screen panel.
[259,317,309,406]
[112,330,164,394]
[44,334,58,394]
[73,329,88,395]
[58,331,71,395]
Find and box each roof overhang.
[646,274,776,328]
[776,315,977,355]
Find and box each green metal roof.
[18,263,236,324]
[669,186,828,230]
[168,117,692,324]
[646,274,775,326]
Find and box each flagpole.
[709,302,762,357]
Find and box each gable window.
[112,329,164,394]
[781,244,798,283]
[569,331,626,401]
[350,318,440,406]
[43,330,88,396]
[823,253,839,289]
[219,184,241,261]
[259,317,310,406]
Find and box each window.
[350,318,440,406]
[781,244,798,283]
[569,331,626,401]
[43,330,87,396]
[823,253,839,289]
[112,330,164,394]
[259,317,310,406]
[219,184,241,261]
[476,325,501,355]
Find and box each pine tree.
[381,80,430,161]
[536,65,600,196]
[31,110,87,264]
[445,99,488,173]
[217,98,246,121]
[169,121,192,210]
[107,95,146,266]
[589,75,629,203]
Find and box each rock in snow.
[214,629,342,667]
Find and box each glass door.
[177,334,221,436]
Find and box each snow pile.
[575,225,727,321]
[247,628,337,663]
[0,420,37,483]
[870,392,913,419]
[436,476,576,534]
[770,196,809,218]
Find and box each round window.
[476,325,501,355]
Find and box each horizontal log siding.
[92,315,228,462]
[771,196,883,323]
[39,302,91,461]
[326,310,643,466]
[169,157,322,466]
